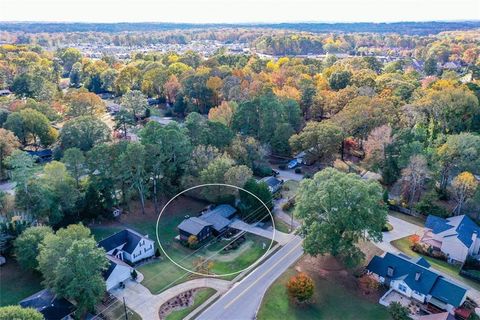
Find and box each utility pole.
[123,297,128,320]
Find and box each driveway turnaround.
[196,235,303,320]
[375,214,422,253]
[111,277,230,320]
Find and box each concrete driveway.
[375,215,422,253]
[111,276,230,320]
[276,169,303,182]
[229,219,294,245]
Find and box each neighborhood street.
[196,235,303,320]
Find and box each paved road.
[276,169,303,182]
[196,236,303,320]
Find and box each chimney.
[415,272,421,281]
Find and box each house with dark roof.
[259,176,284,193]
[421,215,480,263]
[26,149,53,163]
[177,204,236,242]
[98,228,155,264]
[20,289,76,320]
[367,252,468,313]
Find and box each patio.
[379,289,426,317]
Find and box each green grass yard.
[0,260,43,306]
[391,236,480,291]
[282,180,299,200]
[165,288,216,320]
[257,268,390,320]
[388,211,426,227]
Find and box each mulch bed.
[158,288,200,320]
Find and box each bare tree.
[364,125,393,167]
[401,155,429,209]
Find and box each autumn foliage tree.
[451,172,478,215]
[286,272,315,304]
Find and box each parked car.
[287,159,299,169]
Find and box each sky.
[0,0,479,23]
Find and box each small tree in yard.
[131,269,138,280]
[388,302,410,320]
[358,274,380,294]
[286,272,315,304]
[188,235,199,248]
[155,248,161,258]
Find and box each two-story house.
[367,252,468,314]
[99,228,155,264]
[421,215,480,263]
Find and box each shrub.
[358,274,380,294]
[254,165,274,177]
[388,302,410,320]
[286,272,315,304]
[415,191,449,217]
[294,168,302,174]
[131,269,138,280]
[382,223,393,232]
[155,248,161,257]
[0,306,43,320]
[282,198,296,211]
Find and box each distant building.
[20,289,76,320]
[260,176,284,193]
[421,215,480,263]
[26,149,53,163]
[367,252,468,313]
[177,204,237,242]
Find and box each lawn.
[391,236,480,291]
[273,216,293,233]
[0,260,43,306]
[281,180,299,200]
[388,211,426,227]
[257,268,390,320]
[99,300,142,320]
[165,288,216,320]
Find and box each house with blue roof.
[421,215,480,263]
[367,252,468,314]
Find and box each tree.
[224,165,253,189]
[4,108,57,147]
[208,101,236,127]
[435,133,480,192]
[388,302,410,320]
[328,70,352,90]
[363,125,393,169]
[113,108,136,138]
[59,47,82,74]
[424,56,438,75]
[452,172,478,215]
[286,272,315,304]
[62,148,85,188]
[271,123,295,156]
[120,142,147,215]
[401,155,429,209]
[0,128,20,180]
[240,179,272,222]
[164,75,181,104]
[69,61,83,87]
[289,121,343,163]
[139,121,192,193]
[121,90,148,120]
[14,226,53,270]
[59,116,111,152]
[37,224,107,315]
[295,168,387,267]
[67,91,105,117]
[0,306,43,320]
[5,151,35,208]
[188,235,199,247]
[228,135,266,169]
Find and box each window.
[398,284,408,293]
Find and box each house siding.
[128,239,155,263]
[441,236,468,263]
[106,264,132,291]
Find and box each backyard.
[0,260,43,306]
[391,236,480,291]
[257,255,390,320]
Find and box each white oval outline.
[155,183,275,277]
